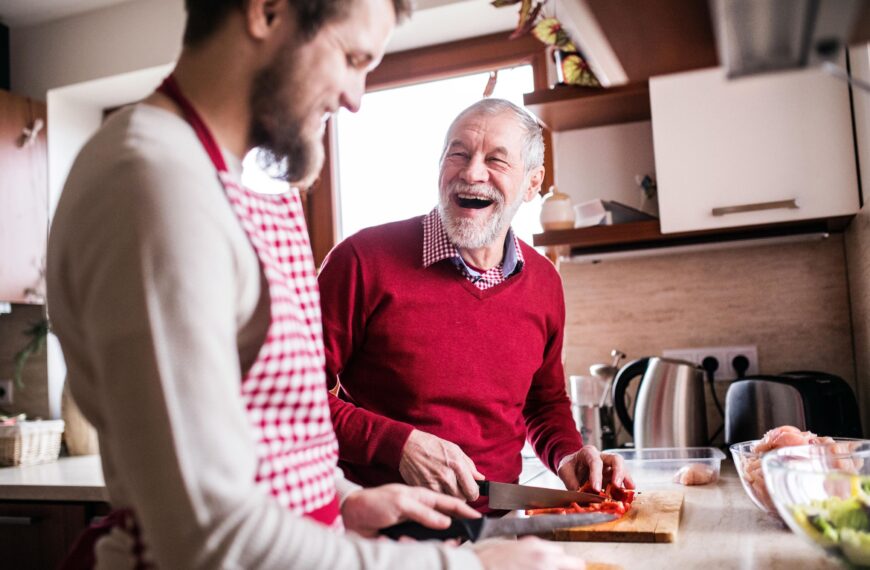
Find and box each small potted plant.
[12,317,50,390]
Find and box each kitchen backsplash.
[559,233,859,443]
[0,304,49,419]
[846,203,870,437]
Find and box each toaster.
[724,371,863,445]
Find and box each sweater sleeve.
[319,238,416,470]
[522,272,583,473]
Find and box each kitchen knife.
[379,512,616,542]
[478,480,605,510]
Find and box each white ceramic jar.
[539,186,575,230]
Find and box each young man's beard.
[248,43,324,188]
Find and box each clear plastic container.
[606,447,726,486]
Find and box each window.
[333,65,544,245]
[302,32,548,265]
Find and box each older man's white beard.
[438,182,524,249]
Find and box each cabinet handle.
[0,516,35,525]
[711,199,799,217]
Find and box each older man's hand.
[556,446,635,492]
[399,429,485,501]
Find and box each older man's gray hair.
[441,98,545,176]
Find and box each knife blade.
[479,480,605,510]
[379,512,616,542]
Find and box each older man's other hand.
[556,446,635,492]
[341,484,480,538]
[399,429,485,501]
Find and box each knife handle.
[379,517,483,541]
[477,480,490,496]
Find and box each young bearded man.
[47,3,585,569]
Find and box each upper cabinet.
[553,0,718,87]
[650,67,859,234]
[525,0,718,132]
[0,90,48,304]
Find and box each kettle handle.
[611,357,650,436]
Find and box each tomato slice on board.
[525,481,635,518]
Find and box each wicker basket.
[0,420,64,467]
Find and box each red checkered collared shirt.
[422,209,524,290]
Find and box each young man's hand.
[341,483,480,537]
[473,537,587,570]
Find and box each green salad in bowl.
[763,441,870,567]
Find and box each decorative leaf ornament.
[509,0,545,39]
[532,18,575,51]
[560,53,601,87]
[492,1,601,87]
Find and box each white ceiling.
[0,0,138,27]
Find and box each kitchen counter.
[0,455,107,502]
[526,461,843,569]
[0,454,848,567]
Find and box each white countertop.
[525,460,844,570]
[0,454,850,567]
[0,455,107,502]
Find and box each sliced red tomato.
[525,481,635,518]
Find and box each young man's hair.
[183,0,412,46]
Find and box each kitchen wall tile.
[846,206,870,438]
[560,235,856,441]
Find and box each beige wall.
[0,304,49,419]
[560,235,859,442]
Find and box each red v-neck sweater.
[318,216,582,488]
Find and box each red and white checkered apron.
[61,77,341,570]
[161,77,341,527]
[158,76,341,527]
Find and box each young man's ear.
[245,0,285,40]
[524,166,545,202]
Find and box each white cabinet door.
[0,91,47,303]
[650,67,859,234]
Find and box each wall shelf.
[533,217,854,256]
[523,82,650,131]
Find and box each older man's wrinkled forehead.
[440,109,523,160]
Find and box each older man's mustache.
[447,182,503,210]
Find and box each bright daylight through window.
[334,65,542,245]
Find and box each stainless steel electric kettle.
[611,356,708,448]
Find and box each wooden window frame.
[306,31,552,266]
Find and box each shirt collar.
[422,208,524,278]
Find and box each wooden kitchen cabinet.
[650,66,860,234]
[0,500,109,569]
[0,89,48,304]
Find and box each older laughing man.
[319,99,633,507]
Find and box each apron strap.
[157,75,229,173]
[59,508,147,570]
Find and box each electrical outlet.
[0,380,13,405]
[662,345,759,381]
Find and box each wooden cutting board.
[550,490,684,543]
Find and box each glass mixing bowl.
[762,441,870,567]
[731,437,863,519]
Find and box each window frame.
[306,32,551,266]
